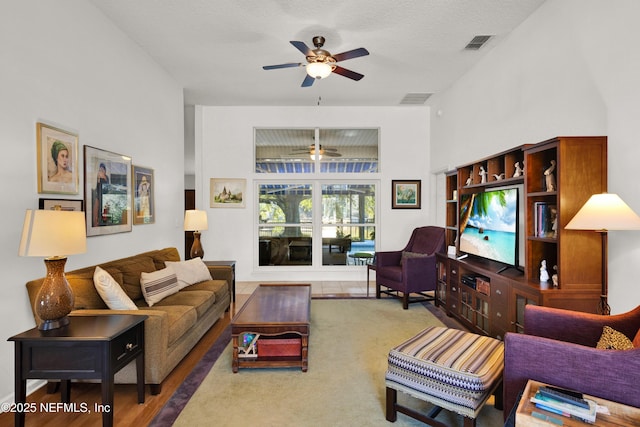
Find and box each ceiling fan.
[262,36,369,87]
[290,145,342,159]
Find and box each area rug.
[154,299,503,426]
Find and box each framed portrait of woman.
[37,122,79,195]
[84,145,132,236]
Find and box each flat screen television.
[459,187,519,267]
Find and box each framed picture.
[84,145,132,236]
[392,180,421,209]
[36,122,79,195]
[39,198,84,212]
[210,178,246,208]
[133,165,154,224]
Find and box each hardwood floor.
[1,281,373,427]
[0,281,388,426]
[0,299,243,427]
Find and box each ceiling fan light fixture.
[306,62,332,79]
[310,148,324,161]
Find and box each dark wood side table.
[204,260,236,302]
[9,314,147,427]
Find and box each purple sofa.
[503,304,640,420]
[375,226,445,309]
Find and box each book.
[531,391,597,423]
[533,202,557,238]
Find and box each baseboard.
[0,379,47,413]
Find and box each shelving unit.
[437,136,607,338]
[444,170,458,248]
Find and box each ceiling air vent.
[465,35,492,50]
[400,93,432,105]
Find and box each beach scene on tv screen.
[459,189,517,265]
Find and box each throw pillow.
[140,267,179,307]
[596,326,634,350]
[165,258,212,289]
[93,266,138,310]
[400,251,429,266]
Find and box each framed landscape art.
[37,122,79,195]
[84,145,132,236]
[210,178,246,208]
[392,180,421,209]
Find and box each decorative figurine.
[465,175,473,186]
[479,166,487,184]
[540,260,549,282]
[544,160,556,192]
[550,206,558,238]
[493,173,505,181]
[513,161,524,178]
[552,265,559,288]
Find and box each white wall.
[196,106,431,282]
[428,0,640,314]
[0,1,185,402]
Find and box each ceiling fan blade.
[301,74,315,87]
[332,66,364,81]
[332,47,369,62]
[263,62,303,70]
[290,41,315,57]
[324,152,342,157]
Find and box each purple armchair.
[503,304,640,420]
[375,226,446,309]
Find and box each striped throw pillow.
[140,267,179,307]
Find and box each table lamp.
[184,209,208,259]
[19,209,87,330]
[565,193,640,315]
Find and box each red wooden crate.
[257,338,301,357]
[477,277,490,295]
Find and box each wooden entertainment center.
[436,136,607,339]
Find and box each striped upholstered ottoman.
[385,326,504,427]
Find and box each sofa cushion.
[165,258,212,289]
[146,247,181,271]
[143,304,198,347]
[596,326,634,350]
[154,290,215,319]
[99,256,157,301]
[634,328,640,348]
[182,279,229,303]
[140,267,180,307]
[93,266,138,310]
[64,273,109,310]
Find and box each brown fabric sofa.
[25,247,231,394]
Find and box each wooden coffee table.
[231,284,311,373]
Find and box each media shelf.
[438,136,607,338]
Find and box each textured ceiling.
[89,0,546,107]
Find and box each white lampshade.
[565,193,640,231]
[19,210,87,258]
[184,209,208,231]
[306,62,332,79]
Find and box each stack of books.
[530,385,597,423]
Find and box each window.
[256,128,378,268]
[255,128,378,174]
[258,183,313,266]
